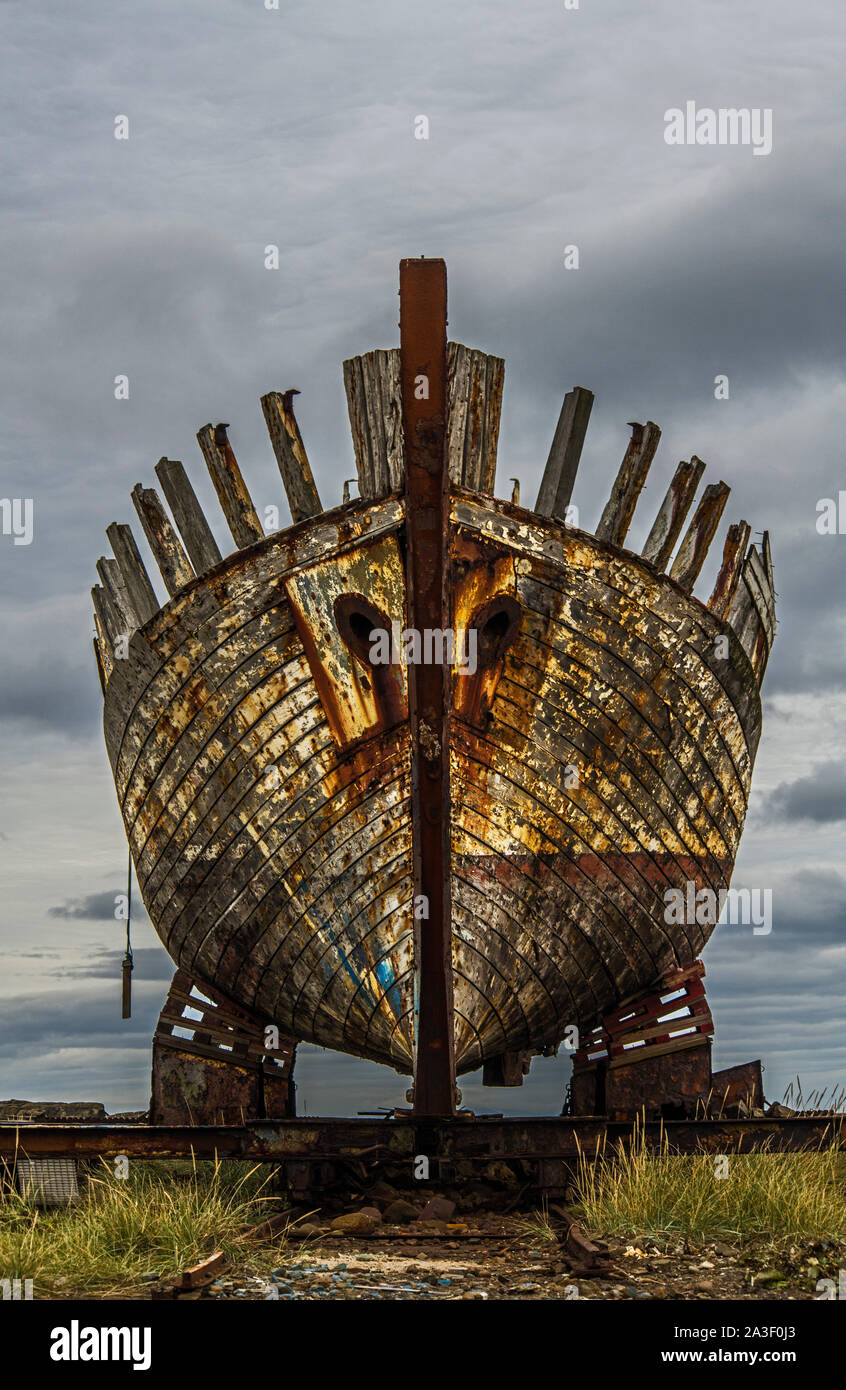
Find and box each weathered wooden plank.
[641,457,706,571]
[377,348,404,493]
[534,387,594,520]
[446,343,504,493]
[743,546,776,646]
[447,342,470,485]
[131,484,195,597]
[97,556,138,633]
[708,520,751,620]
[595,421,661,547]
[668,481,730,593]
[363,353,391,496]
[92,611,113,683]
[155,458,223,575]
[197,423,264,549]
[91,583,121,652]
[260,391,322,523]
[93,635,107,694]
[480,354,505,495]
[106,522,159,626]
[342,356,374,498]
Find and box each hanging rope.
[121,846,134,1019]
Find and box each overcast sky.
[1,0,844,1116]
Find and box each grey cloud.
[763,760,846,824]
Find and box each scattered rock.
[330,1213,378,1235]
[356,1207,383,1224]
[421,1196,456,1223]
[382,1199,421,1224]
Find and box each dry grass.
[575,1124,846,1247]
[0,1158,280,1297]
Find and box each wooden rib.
[155,458,223,575]
[762,530,774,593]
[197,423,264,548]
[93,635,108,694]
[260,392,322,523]
[91,584,119,655]
[480,354,505,495]
[535,387,594,520]
[342,350,403,500]
[92,611,113,682]
[97,556,138,633]
[343,356,375,498]
[131,484,195,597]
[595,421,661,546]
[708,520,751,619]
[446,343,504,493]
[668,481,731,593]
[447,342,470,485]
[376,349,404,493]
[106,522,159,625]
[743,545,776,647]
[641,457,706,570]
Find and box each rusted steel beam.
[197,422,264,548]
[400,256,455,1117]
[260,389,323,522]
[105,522,159,625]
[708,519,751,619]
[155,457,223,575]
[1,1116,841,1161]
[595,420,661,547]
[669,480,731,593]
[535,386,594,520]
[641,456,706,571]
[131,484,195,597]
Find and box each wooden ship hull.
[91,260,775,1106]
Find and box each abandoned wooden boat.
[91,259,775,1112]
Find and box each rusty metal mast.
[400,258,456,1117]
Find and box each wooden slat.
[343,356,375,498]
[91,583,121,651]
[641,457,705,570]
[595,421,661,546]
[668,481,730,593]
[446,342,470,485]
[260,391,322,523]
[535,387,594,519]
[155,458,223,575]
[381,349,405,492]
[92,635,107,694]
[708,520,751,620]
[480,354,505,495]
[92,612,113,683]
[131,484,195,597]
[197,423,264,548]
[361,354,390,496]
[743,546,776,646]
[446,343,504,493]
[106,522,159,625]
[727,568,759,658]
[97,556,138,633]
